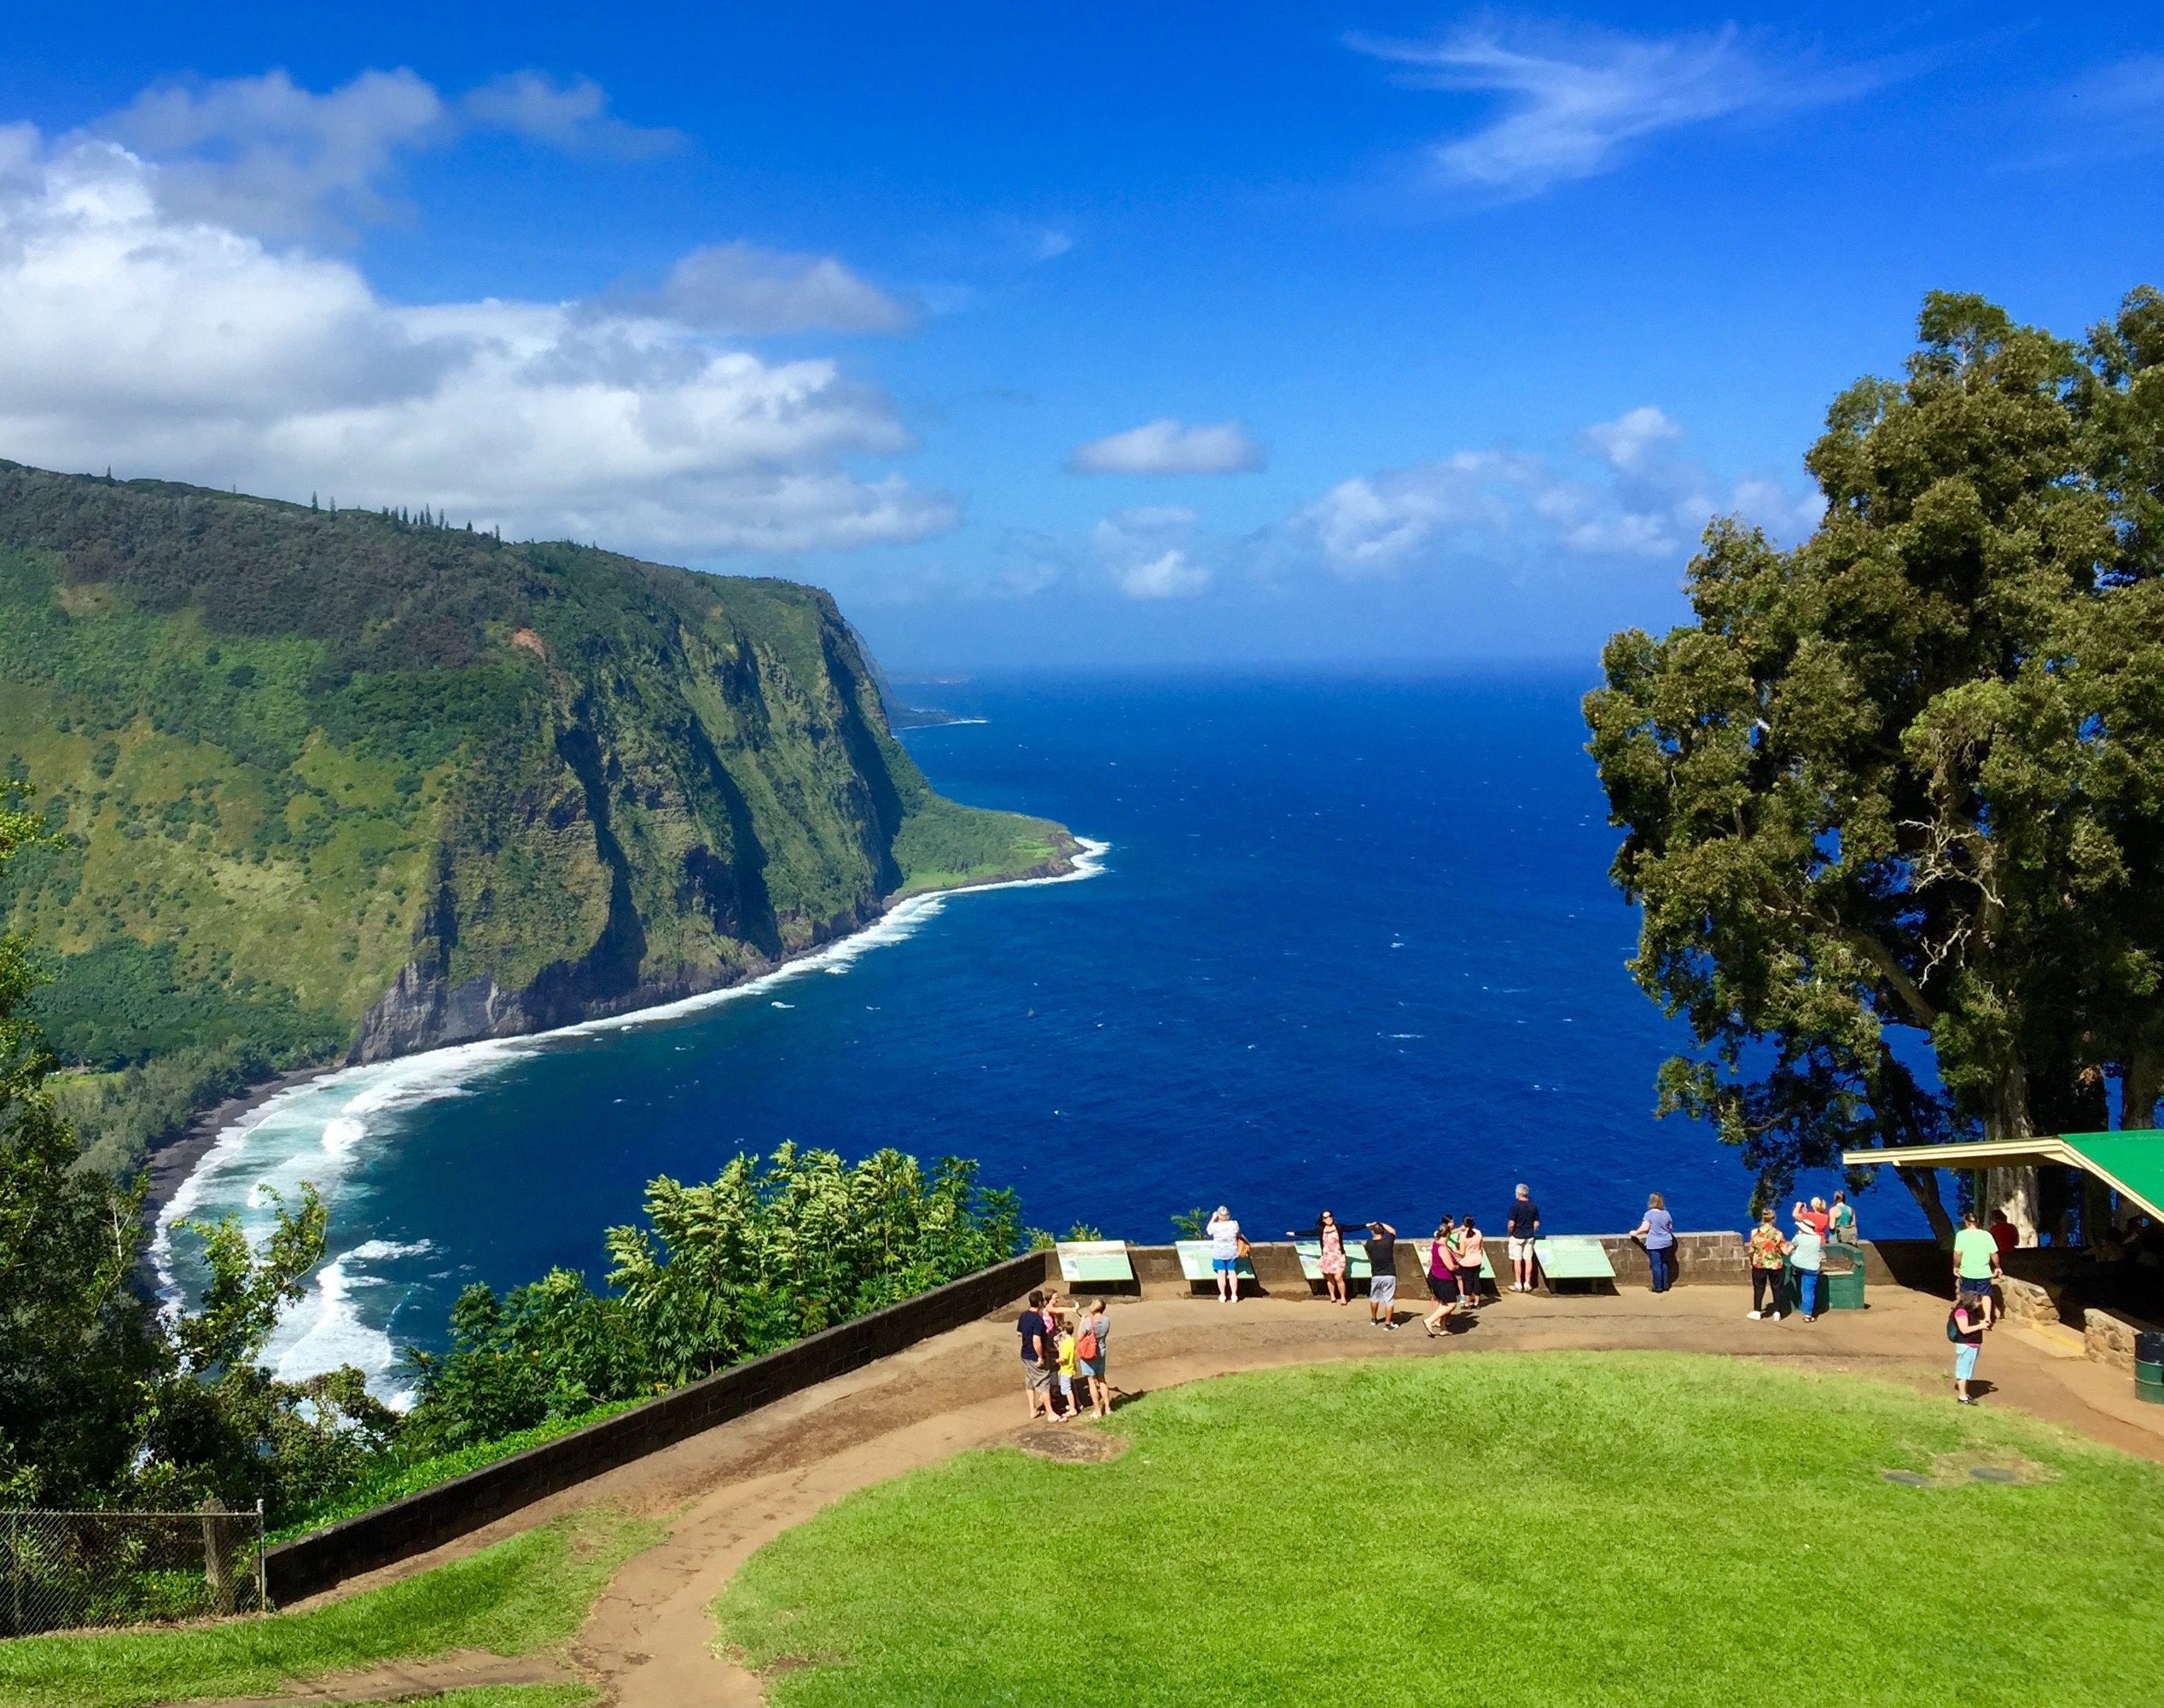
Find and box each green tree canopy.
[1586,287,2164,1228]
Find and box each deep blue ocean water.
[157,671,1928,1394]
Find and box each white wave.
[154,832,1108,1394]
[265,1249,416,1411]
[346,1238,435,1261]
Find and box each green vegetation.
[0,462,1067,1176]
[267,1399,643,1542]
[717,1353,2164,1705]
[1,808,1025,1552]
[0,1508,653,1708]
[402,1146,1020,1452]
[1589,287,2164,1225]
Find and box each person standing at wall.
[1316,1210,1350,1306]
[1953,1210,2002,1328]
[1747,1208,1788,1320]
[1830,1190,1858,1247]
[1789,1213,1825,1322]
[1632,1193,1677,1293]
[1423,1218,1463,1335]
[1207,1205,1242,1305]
[1454,1215,1486,1310]
[1506,1185,1540,1293]
[1364,1220,1399,1329]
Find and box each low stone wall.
[265,1250,1046,1604]
[2081,1305,2155,1372]
[1085,1235,1754,1298]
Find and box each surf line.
[149,837,1110,1384]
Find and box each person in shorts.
[1454,1215,1486,1310]
[1951,1295,1986,1403]
[1952,1210,2001,1327]
[1054,1319,1079,1421]
[1206,1205,1242,1304]
[1506,1184,1540,1292]
[1017,1289,1055,1421]
[1078,1298,1111,1418]
[1364,1220,1399,1329]
[1423,1218,1463,1336]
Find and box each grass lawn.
[0,1509,655,1708]
[715,1352,2164,1706]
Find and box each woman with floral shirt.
[1747,1208,1789,1321]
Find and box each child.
[1951,1295,1986,1404]
[1055,1319,1079,1420]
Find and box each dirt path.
[256,1284,2164,1706]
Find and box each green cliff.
[0,464,1071,1166]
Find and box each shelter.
[1842,1130,2164,1227]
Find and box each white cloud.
[1093,505,1211,598]
[95,68,446,238]
[1116,549,1210,599]
[1301,405,1819,577]
[1349,19,1876,196]
[86,67,676,240]
[1069,417,1265,476]
[649,241,911,334]
[460,71,681,158]
[0,131,952,555]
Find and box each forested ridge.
[0,462,1070,1176]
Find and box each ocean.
[155,670,1928,1398]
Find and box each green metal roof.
[1841,1130,2164,1223]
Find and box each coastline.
[138,835,1108,1231]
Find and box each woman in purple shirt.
[1632,1193,1677,1293]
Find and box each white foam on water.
[155,837,1109,1395]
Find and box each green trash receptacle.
[1824,1244,1866,1310]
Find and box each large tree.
[1586,288,2164,1231]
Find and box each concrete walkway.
[236,1281,2163,1706]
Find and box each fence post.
[201,1496,236,1615]
[9,1508,18,1637]
[255,1499,267,1616]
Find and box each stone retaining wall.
[265,1250,1046,1604]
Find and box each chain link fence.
[3,1504,266,1635]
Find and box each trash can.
[1824,1244,1865,1310]
[2138,1357,2164,1404]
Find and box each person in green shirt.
[1952,1210,2001,1327]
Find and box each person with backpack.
[1949,1293,1987,1403]
[1078,1298,1110,1418]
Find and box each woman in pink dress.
[1315,1208,1350,1304]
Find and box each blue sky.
[1,4,2158,669]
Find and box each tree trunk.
[1986,1166,2040,1246]
[2123,1048,2164,1133]
[1894,1165,1955,1244]
[1981,1062,2033,1142]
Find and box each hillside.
[0,463,1072,1173]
